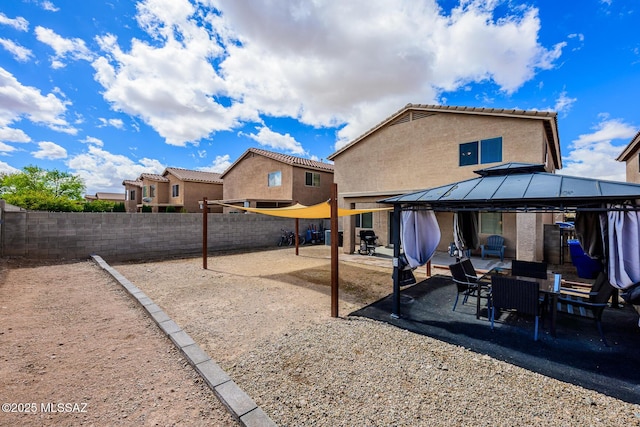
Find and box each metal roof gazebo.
[380,163,640,318]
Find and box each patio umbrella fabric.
[401,210,441,269]
[212,201,392,218]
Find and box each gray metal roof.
[381,163,640,212]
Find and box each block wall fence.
[0,208,328,262]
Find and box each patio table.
[481,267,561,337]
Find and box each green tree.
[0,166,86,211]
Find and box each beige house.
[616,131,640,183]
[219,148,334,212]
[328,104,561,261]
[123,167,223,213]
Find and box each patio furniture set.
[449,257,614,346]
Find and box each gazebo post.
[202,197,208,270]
[391,204,401,318]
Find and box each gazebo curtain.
[401,210,441,269]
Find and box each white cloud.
[32,141,67,159]
[554,90,577,116]
[80,136,104,146]
[0,141,17,153]
[0,160,20,174]
[216,0,564,147]
[198,154,232,173]
[34,26,94,68]
[239,126,305,155]
[40,1,60,12]
[98,117,124,129]
[559,117,637,181]
[0,38,34,62]
[0,13,28,31]
[90,0,561,149]
[0,67,74,133]
[67,145,165,192]
[0,126,31,143]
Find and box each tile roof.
[164,167,223,184]
[122,180,143,187]
[139,173,169,182]
[221,147,334,177]
[96,192,125,200]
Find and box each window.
[129,189,136,201]
[305,171,320,187]
[481,137,502,164]
[143,186,147,197]
[150,185,156,197]
[268,171,281,187]
[355,212,373,228]
[172,184,179,197]
[459,142,478,166]
[459,137,503,166]
[480,212,502,235]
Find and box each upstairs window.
[305,172,320,187]
[150,184,156,198]
[142,186,148,197]
[129,189,136,201]
[172,184,179,197]
[459,137,503,166]
[459,142,478,166]
[268,171,281,187]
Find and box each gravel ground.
[3,246,640,426]
[116,246,640,427]
[228,317,640,426]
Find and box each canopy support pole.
[391,204,401,318]
[295,217,299,256]
[202,197,208,270]
[331,183,339,318]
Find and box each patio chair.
[449,259,489,313]
[557,272,615,346]
[511,260,548,279]
[490,276,543,341]
[480,235,505,261]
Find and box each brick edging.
[91,255,276,427]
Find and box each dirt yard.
[0,246,395,425]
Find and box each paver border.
[91,255,276,427]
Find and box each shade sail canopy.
[213,201,392,218]
[381,163,640,212]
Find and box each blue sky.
[0,0,638,195]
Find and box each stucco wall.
[333,112,549,196]
[333,111,554,259]
[625,152,640,183]
[1,211,326,262]
[223,155,293,202]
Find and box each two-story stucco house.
[219,148,334,212]
[123,167,223,213]
[616,131,640,183]
[328,104,561,260]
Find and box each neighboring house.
[122,168,223,213]
[616,131,640,183]
[327,104,561,261]
[84,192,126,203]
[219,148,334,212]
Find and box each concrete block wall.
[1,210,327,262]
